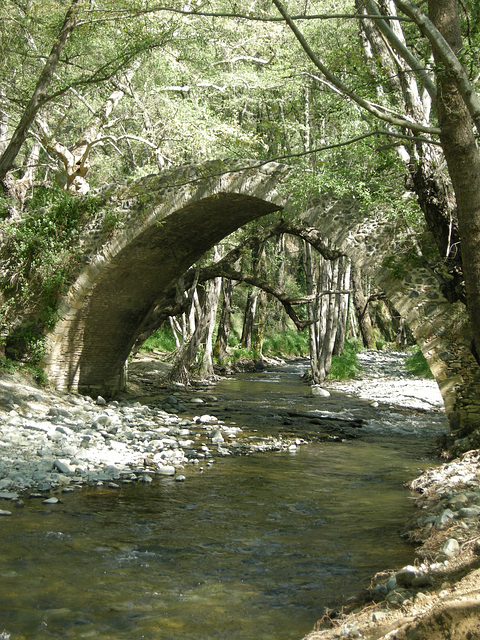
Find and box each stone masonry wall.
[41,159,480,436]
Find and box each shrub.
[327,339,363,380]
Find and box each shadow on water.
[0,363,448,640]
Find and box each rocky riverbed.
[0,367,308,509]
[1,350,480,640]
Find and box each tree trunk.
[254,290,267,358]
[198,276,222,378]
[240,240,265,349]
[38,66,137,194]
[316,258,339,382]
[241,287,258,349]
[214,278,234,362]
[303,241,319,378]
[428,0,480,362]
[333,258,351,356]
[0,0,81,186]
[351,264,376,348]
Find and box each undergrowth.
[327,338,363,380]
[0,356,47,385]
[262,329,309,356]
[140,328,177,353]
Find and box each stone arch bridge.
[44,159,480,439]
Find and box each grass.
[0,357,47,385]
[262,328,310,356]
[140,328,177,353]
[327,338,363,380]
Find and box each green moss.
[406,346,434,378]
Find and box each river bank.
[1,350,480,639]
[0,359,308,504]
[305,350,480,639]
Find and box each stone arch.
[44,159,480,439]
[46,161,291,396]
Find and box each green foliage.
[405,345,434,379]
[5,323,46,363]
[262,329,309,356]
[2,187,103,310]
[140,327,177,353]
[0,187,104,366]
[225,346,258,363]
[327,338,363,380]
[101,208,125,235]
[0,356,47,385]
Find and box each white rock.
[156,464,176,476]
[440,538,460,558]
[311,386,330,397]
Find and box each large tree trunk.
[357,0,463,302]
[428,0,480,361]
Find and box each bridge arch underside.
[47,192,282,396]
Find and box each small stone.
[156,464,176,476]
[459,506,480,518]
[175,475,186,482]
[435,508,455,527]
[440,538,460,559]
[42,497,59,504]
[395,566,421,587]
[54,459,74,474]
[0,510,12,516]
[96,396,107,406]
[311,386,331,397]
[0,491,19,500]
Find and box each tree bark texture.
[428,0,480,362]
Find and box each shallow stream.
[1,361,448,640]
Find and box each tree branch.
[364,0,437,100]
[271,0,440,135]
[394,0,480,133]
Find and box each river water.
[0,360,448,640]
